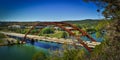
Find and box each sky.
[0,0,103,22]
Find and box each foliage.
[95,20,111,38]
[83,0,120,60]
[32,51,48,60]
[32,46,88,60]
[84,0,120,19]
[30,29,38,34]
[62,49,87,60]
[61,31,69,38]
[21,29,29,34]
[0,33,6,43]
[52,31,69,38]
[75,24,82,28]
[39,27,54,35]
[0,40,3,43]
[0,33,6,38]
[86,28,96,33]
[89,35,120,60]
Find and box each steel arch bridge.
[23,22,96,52]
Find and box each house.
[26,25,45,29]
[65,27,74,30]
[8,25,25,29]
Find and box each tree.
[31,29,38,34]
[83,0,120,60]
[61,31,68,38]
[40,27,54,35]
[84,0,120,19]
[76,24,82,29]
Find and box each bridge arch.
[23,22,96,52]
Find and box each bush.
[32,51,48,60]
[0,33,6,38]
[51,31,69,38]
[32,46,88,60]
[61,31,69,38]
[39,27,54,35]
[0,40,3,43]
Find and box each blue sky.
[0,0,103,22]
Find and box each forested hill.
[63,19,101,24]
[0,19,101,26]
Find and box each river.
[0,39,62,60]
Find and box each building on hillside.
[65,27,74,31]
[26,25,45,29]
[26,26,33,29]
[8,25,25,29]
[54,26,59,30]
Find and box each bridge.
[21,22,99,52]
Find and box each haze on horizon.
[0,0,104,22]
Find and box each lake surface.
[0,40,62,60]
[0,33,104,60]
[0,44,42,60]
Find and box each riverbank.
[0,38,25,46]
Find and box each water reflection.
[30,39,35,45]
[0,44,48,60]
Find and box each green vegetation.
[64,19,100,25]
[0,33,6,43]
[40,27,54,34]
[52,31,69,38]
[0,40,3,43]
[32,46,88,60]
[39,30,69,39]
[60,31,68,38]
[95,20,111,38]
[21,29,30,34]
[0,33,6,38]
[32,51,49,60]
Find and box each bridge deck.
[0,31,101,48]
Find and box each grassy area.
[39,31,69,39]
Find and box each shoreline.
[0,38,25,46]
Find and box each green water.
[0,44,48,60]
[0,32,104,60]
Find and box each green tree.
[75,24,82,29]
[40,27,54,35]
[84,0,120,19]
[61,31,68,38]
[31,29,38,34]
[32,51,48,60]
[83,0,120,60]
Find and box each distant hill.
[62,19,101,24]
[0,19,101,26]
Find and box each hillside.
[0,19,101,26]
[63,19,101,24]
